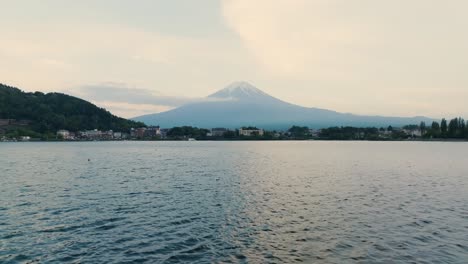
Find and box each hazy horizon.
[2,0,468,118]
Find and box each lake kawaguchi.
[1,141,467,263]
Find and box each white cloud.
[73,82,231,118]
[91,101,173,119]
[74,83,194,107]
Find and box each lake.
[1,141,467,263]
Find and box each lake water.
[1,141,467,263]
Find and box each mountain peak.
[208,81,269,100]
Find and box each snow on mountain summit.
[208,81,270,100]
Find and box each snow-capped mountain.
[208,81,271,100]
[133,82,433,129]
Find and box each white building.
[80,129,102,139]
[57,129,70,139]
[113,132,122,139]
[404,129,422,137]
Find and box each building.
[113,132,122,139]
[209,128,228,137]
[309,129,321,137]
[403,129,422,137]
[132,127,146,138]
[144,126,161,138]
[79,129,102,140]
[160,129,170,139]
[101,130,114,140]
[239,127,264,137]
[57,129,70,139]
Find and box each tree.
[465,120,468,139]
[318,126,381,140]
[458,118,465,138]
[419,121,426,136]
[430,121,440,138]
[441,118,448,137]
[448,118,459,138]
[0,83,145,135]
[223,130,236,139]
[167,126,209,139]
[403,124,419,130]
[288,125,310,139]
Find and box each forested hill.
[0,83,145,134]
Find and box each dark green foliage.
[466,123,468,139]
[440,118,448,137]
[425,121,441,138]
[241,126,259,130]
[402,124,419,130]
[419,122,426,135]
[319,126,381,140]
[0,83,144,134]
[288,125,310,139]
[447,117,465,138]
[223,130,237,139]
[167,126,209,138]
[421,118,468,139]
[4,128,42,139]
[262,130,275,140]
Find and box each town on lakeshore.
[2,117,468,142]
[2,83,468,143]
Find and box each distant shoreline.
[2,138,468,143]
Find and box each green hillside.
[0,83,145,137]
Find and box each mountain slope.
[0,83,145,133]
[133,82,433,129]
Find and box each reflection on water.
[1,141,467,263]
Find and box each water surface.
[1,141,467,263]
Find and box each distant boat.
[188,138,196,141]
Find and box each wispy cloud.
[75,83,196,107]
[91,101,173,119]
[72,82,229,118]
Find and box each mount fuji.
[133,81,433,129]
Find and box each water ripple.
[1,141,468,263]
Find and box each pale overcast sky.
[1,0,467,118]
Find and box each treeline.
[319,127,382,140]
[421,118,468,139]
[318,117,468,140]
[0,83,145,136]
[166,126,210,138]
[147,121,468,141]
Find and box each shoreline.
[2,138,468,143]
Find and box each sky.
[1,0,468,118]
